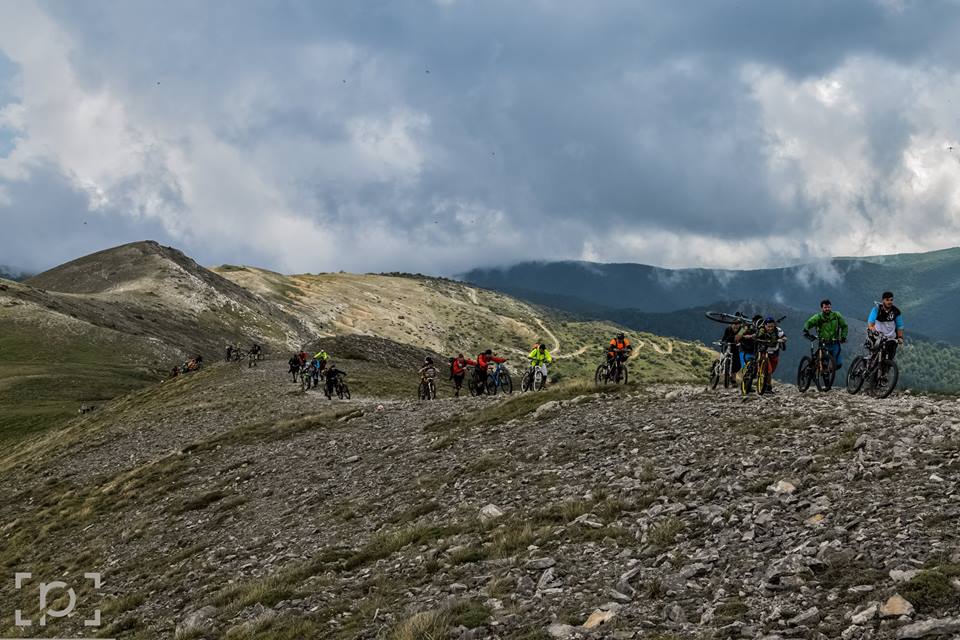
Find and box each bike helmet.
[617,332,625,339]
[484,349,492,355]
[424,357,433,364]
[764,316,775,323]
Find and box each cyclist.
[607,332,632,365]
[475,349,506,395]
[297,350,309,366]
[756,316,787,394]
[867,291,904,360]
[324,362,345,397]
[450,354,475,397]
[288,354,300,378]
[720,317,743,375]
[528,343,553,387]
[735,314,763,372]
[313,350,330,373]
[802,299,848,368]
[419,357,439,381]
[225,344,234,362]
[250,343,262,359]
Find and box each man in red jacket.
[449,353,476,397]
[475,349,506,395]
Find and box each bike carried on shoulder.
[709,341,735,389]
[797,337,839,392]
[846,333,899,398]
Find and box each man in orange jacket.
[607,332,632,364]
[475,349,506,395]
[449,353,476,397]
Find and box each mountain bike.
[485,362,513,395]
[740,337,780,396]
[325,372,350,400]
[797,337,838,392]
[418,373,437,400]
[709,341,735,389]
[521,365,547,392]
[299,365,314,392]
[231,349,247,363]
[846,333,899,398]
[705,311,747,324]
[595,351,629,386]
[248,351,259,368]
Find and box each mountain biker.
[324,363,345,397]
[867,291,904,360]
[735,314,763,371]
[297,350,309,366]
[419,357,439,380]
[756,316,787,394]
[313,350,329,372]
[720,318,743,374]
[803,299,848,368]
[607,333,633,367]
[528,343,553,387]
[226,344,234,362]
[288,354,300,377]
[450,354,476,397]
[250,343,262,358]
[475,349,506,395]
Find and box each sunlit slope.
[215,267,713,383]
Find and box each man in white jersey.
[867,291,903,361]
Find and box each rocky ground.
[2,361,959,639]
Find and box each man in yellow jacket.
[528,343,553,386]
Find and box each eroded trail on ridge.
[1,363,957,639]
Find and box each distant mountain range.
[463,248,960,391]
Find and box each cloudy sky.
[2,0,960,275]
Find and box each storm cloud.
[2,0,960,274]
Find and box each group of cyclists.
[287,349,348,397]
[716,291,904,395]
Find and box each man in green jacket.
[803,299,849,368]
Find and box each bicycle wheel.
[755,359,767,395]
[301,375,310,392]
[595,364,608,386]
[534,370,544,391]
[619,365,629,385]
[796,357,812,392]
[467,374,478,396]
[428,380,436,399]
[418,381,427,400]
[874,360,899,398]
[814,352,836,392]
[740,363,754,396]
[709,360,720,389]
[500,371,513,394]
[846,356,867,395]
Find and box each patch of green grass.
[447,601,491,628]
[490,522,541,558]
[389,610,449,640]
[648,517,685,547]
[175,489,229,514]
[713,598,749,626]
[448,546,488,565]
[388,500,440,525]
[900,570,959,612]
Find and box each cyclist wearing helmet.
[419,356,439,380]
[528,343,553,386]
[607,332,632,365]
[867,291,904,360]
[803,299,848,368]
[735,315,764,370]
[720,316,743,374]
[756,316,787,393]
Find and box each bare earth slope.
[1,359,957,639]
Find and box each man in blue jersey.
[867,291,904,361]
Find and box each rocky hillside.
[1,358,958,639]
[1,242,710,440]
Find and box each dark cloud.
[2,1,960,273]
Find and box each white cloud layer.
[1,0,960,273]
